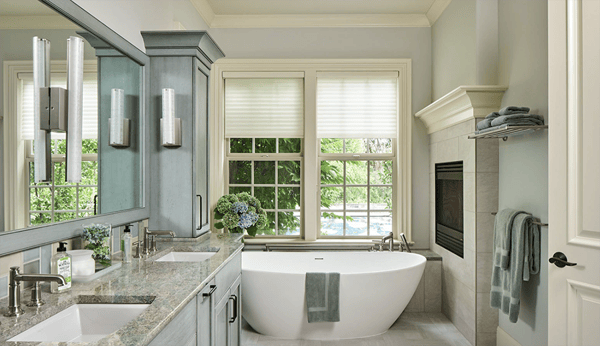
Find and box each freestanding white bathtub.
[242,251,426,340]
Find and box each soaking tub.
[242,251,426,340]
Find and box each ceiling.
[192,0,452,28]
[0,0,77,29]
[0,0,55,16]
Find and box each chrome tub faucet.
[4,266,66,317]
[380,232,394,252]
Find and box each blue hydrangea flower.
[238,213,254,229]
[231,201,248,214]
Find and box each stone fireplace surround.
[416,86,505,346]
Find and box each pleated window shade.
[224,78,304,138]
[19,72,98,140]
[316,72,399,139]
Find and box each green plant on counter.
[82,223,112,267]
[214,192,267,237]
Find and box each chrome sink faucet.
[3,266,66,317]
[141,227,175,255]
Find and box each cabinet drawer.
[149,297,197,346]
[214,252,241,302]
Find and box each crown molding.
[190,0,215,26]
[426,0,452,25]
[415,85,508,134]
[189,0,450,28]
[0,15,79,30]
[210,14,430,28]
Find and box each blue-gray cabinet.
[149,253,241,346]
[141,31,225,238]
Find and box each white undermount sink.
[8,303,149,343]
[155,251,216,262]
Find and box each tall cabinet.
[142,31,225,237]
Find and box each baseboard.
[496,326,522,346]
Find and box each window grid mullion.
[274,159,279,235]
[343,161,346,237]
[367,159,371,236]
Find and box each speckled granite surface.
[0,233,243,346]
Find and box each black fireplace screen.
[435,161,464,258]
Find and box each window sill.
[242,237,414,246]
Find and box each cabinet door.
[228,275,242,346]
[193,60,210,236]
[197,279,216,346]
[149,297,197,346]
[214,288,230,346]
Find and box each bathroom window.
[214,61,411,241]
[320,139,394,237]
[224,75,304,236]
[227,138,302,236]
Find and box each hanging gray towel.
[499,106,530,115]
[490,213,541,323]
[306,272,340,323]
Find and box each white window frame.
[210,59,412,242]
[3,60,97,231]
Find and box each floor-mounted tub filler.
[242,251,426,340]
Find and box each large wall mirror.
[0,0,149,255]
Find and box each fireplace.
[435,161,464,257]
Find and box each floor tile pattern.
[242,312,471,346]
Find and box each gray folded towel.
[493,209,523,269]
[490,212,540,323]
[499,106,530,115]
[306,272,340,323]
[490,114,544,127]
[485,111,501,119]
[477,118,493,130]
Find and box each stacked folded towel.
[476,106,544,133]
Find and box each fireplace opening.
[435,161,464,258]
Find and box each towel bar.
[491,212,548,227]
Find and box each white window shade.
[316,72,398,139]
[20,72,98,140]
[224,78,304,138]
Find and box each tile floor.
[242,312,471,346]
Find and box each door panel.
[549,0,600,344]
[229,275,241,346]
[197,279,215,346]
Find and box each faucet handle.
[26,282,44,307]
[133,240,143,258]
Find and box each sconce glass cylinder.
[161,88,181,147]
[33,37,52,183]
[66,36,84,183]
[109,88,130,147]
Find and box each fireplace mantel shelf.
[415,85,507,134]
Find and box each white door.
[548,0,600,345]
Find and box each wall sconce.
[161,88,182,147]
[33,37,52,182]
[109,88,130,147]
[33,36,84,183]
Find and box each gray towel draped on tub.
[490,209,540,323]
[306,272,340,323]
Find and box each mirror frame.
[0,0,150,256]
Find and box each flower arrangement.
[214,192,267,237]
[82,223,112,267]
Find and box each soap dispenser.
[51,242,72,293]
[121,224,133,263]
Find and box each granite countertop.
[0,233,244,346]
